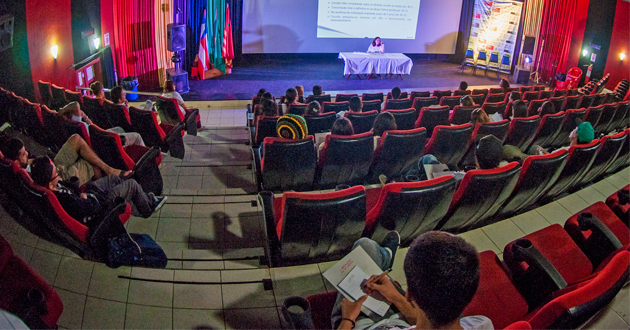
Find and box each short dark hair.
[285,88,297,104]
[331,118,354,136]
[312,85,322,96]
[349,96,362,111]
[538,101,556,116]
[476,135,503,169]
[262,92,273,100]
[512,100,528,118]
[373,112,397,136]
[499,78,510,90]
[510,91,522,101]
[306,101,320,115]
[164,80,176,93]
[1,138,24,161]
[111,86,124,104]
[391,87,401,100]
[460,95,474,107]
[257,88,266,98]
[404,232,480,327]
[90,81,104,96]
[261,99,278,116]
[30,156,55,187]
[459,81,468,91]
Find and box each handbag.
[107,233,168,269]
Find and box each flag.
[222,4,234,74]
[197,9,211,79]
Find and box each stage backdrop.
[468,0,523,68]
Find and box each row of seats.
[301,191,630,329]
[257,139,629,267]
[0,87,168,195]
[461,48,512,77]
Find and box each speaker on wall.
[167,24,186,52]
[522,36,536,55]
[166,68,189,94]
[0,15,14,53]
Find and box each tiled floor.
[0,104,628,329]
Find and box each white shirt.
[367,44,384,53]
[356,315,493,330]
[162,91,186,117]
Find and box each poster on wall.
[468,0,523,69]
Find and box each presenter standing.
[367,37,385,53]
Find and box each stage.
[183,57,525,101]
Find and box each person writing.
[367,37,385,53]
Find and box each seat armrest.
[511,238,567,293]
[577,212,623,250]
[258,191,280,267]
[252,147,263,191]
[165,122,186,159]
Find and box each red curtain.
[533,0,578,83]
[113,0,160,89]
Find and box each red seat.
[304,112,336,134]
[437,162,521,232]
[50,84,67,110]
[155,95,199,136]
[519,86,533,93]
[594,103,619,136]
[414,106,449,137]
[611,101,628,131]
[386,91,408,100]
[128,106,186,159]
[473,119,510,142]
[82,96,112,129]
[257,136,316,192]
[584,104,604,128]
[433,90,452,100]
[504,115,541,151]
[553,89,567,97]
[345,110,378,134]
[316,132,374,189]
[412,96,439,112]
[410,91,431,99]
[450,105,478,125]
[489,88,504,94]
[470,94,486,106]
[361,92,383,102]
[321,101,349,114]
[258,186,367,267]
[525,99,546,116]
[361,99,382,112]
[538,90,553,100]
[61,117,91,146]
[384,108,416,130]
[368,128,426,183]
[606,185,629,226]
[522,90,539,102]
[526,111,565,150]
[364,176,457,246]
[21,99,48,146]
[439,95,461,110]
[37,80,53,109]
[424,123,473,166]
[333,93,357,103]
[64,89,84,106]
[481,101,506,115]
[254,115,280,146]
[40,105,69,152]
[383,98,412,110]
[577,131,627,187]
[103,100,134,132]
[604,128,630,175]
[486,93,506,103]
[563,95,580,111]
[547,108,586,148]
[548,96,565,113]
[471,88,489,96]
[453,90,472,96]
[306,94,332,104]
[591,93,607,107]
[577,94,595,109]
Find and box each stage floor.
[184,58,524,101]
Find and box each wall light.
[93,37,100,50]
[582,49,588,56]
[621,53,626,61]
[50,45,58,59]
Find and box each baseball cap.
[576,122,595,144]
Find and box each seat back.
[578,131,627,185]
[527,111,565,149]
[438,162,521,231]
[361,99,382,112]
[593,103,618,135]
[553,89,568,97]
[40,105,69,151]
[275,186,367,265]
[450,105,477,125]
[433,90,452,100]
[368,128,426,183]
[384,98,413,110]
[542,139,601,199]
[334,94,357,103]
[520,86,533,93]
[611,101,628,131]
[528,251,629,330]
[591,93,607,106]
[486,93,505,103]
[578,94,595,109]
[526,99,546,116]
[128,106,167,147]
[304,112,336,134]
[287,104,308,115]
[386,91,408,100]
[317,132,374,188]
[255,116,280,145]
[64,90,83,106]
[424,123,473,166]
[21,99,47,145]
[471,89,489,97]
[453,90,472,96]
[410,91,431,99]
[414,106,450,137]
[474,119,510,142]
[439,96,461,110]
[37,80,53,108]
[321,101,349,114]
[489,88,504,94]
[523,91,539,102]
[563,95,580,111]
[61,116,91,146]
[549,96,565,112]
[82,96,111,129]
[308,94,332,104]
[476,51,488,66]
[103,100,133,132]
[504,115,541,150]
[498,150,569,216]
[481,101,506,115]
[488,51,500,66]
[548,108,586,148]
[584,104,604,128]
[261,137,316,192]
[155,95,184,124]
[470,94,486,106]
[50,84,67,109]
[88,125,135,170]
[361,92,383,102]
[385,108,416,130]
[539,90,553,99]
[412,96,439,111]
[533,85,546,91]
[345,110,378,134]
[366,176,457,246]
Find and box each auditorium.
[0,0,629,329]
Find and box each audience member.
[295,85,305,103]
[1,137,131,185]
[459,81,468,91]
[30,156,166,222]
[499,78,510,94]
[90,81,107,101]
[338,96,362,118]
[332,231,491,330]
[162,80,202,129]
[276,114,308,140]
[460,95,474,107]
[372,112,397,150]
[305,101,321,116]
[281,88,303,115]
[512,100,528,118]
[470,108,490,127]
[306,85,323,102]
[382,87,402,111]
[504,91,522,118]
[318,118,354,157]
[538,101,556,116]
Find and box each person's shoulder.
[460,315,494,330]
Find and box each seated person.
[371,112,397,150]
[306,85,323,103]
[257,98,279,124]
[459,81,468,91]
[382,87,402,111]
[471,108,490,127]
[254,92,276,121]
[332,231,491,330]
[295,85,306,103]
[504,91,522,118]
[162,80,202,129]
[30,156,166,221]
[338,96,362,118]
[503,121,595,162]
[305,101,321,116]
[90,81,107,101]
[1,137,131,185]
[405,135,504,182]
[276,114,308,140]
[461,95,475,107]
[499,78,510,94]
[281,88,304,115]
[367,36,385,53]
[538,101,556,116]
[511,100,528,119]
[318,117,354,158]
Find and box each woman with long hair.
[367,37,385,53]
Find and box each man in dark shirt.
[30,156,166,224]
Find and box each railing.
[75,86,161,96]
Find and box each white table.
[338,52,414,80]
